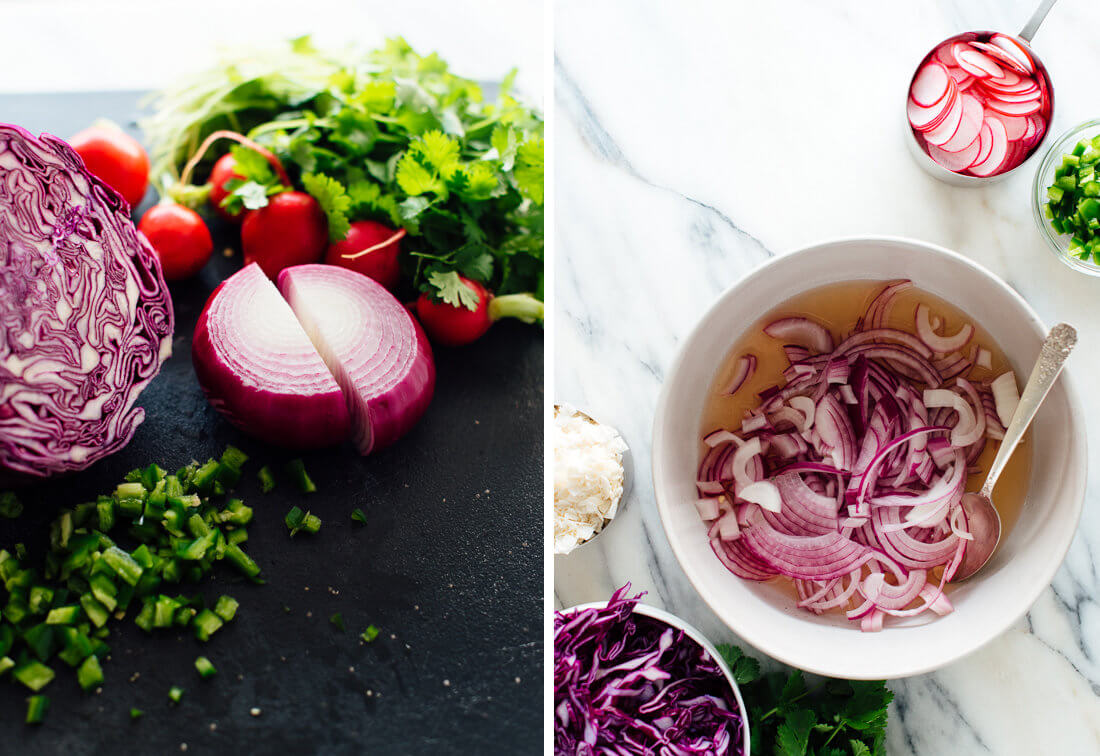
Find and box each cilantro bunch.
[143,36,543,309]
[718,645,892,756]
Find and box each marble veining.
[553,1,1100,753]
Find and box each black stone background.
[0,91,544,755]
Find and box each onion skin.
[191,264,351,448]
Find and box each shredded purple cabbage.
[554,585,745,755]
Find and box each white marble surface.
[553,1,1100,753]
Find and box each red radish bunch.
[907,32,1051,178]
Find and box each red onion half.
[278,265,434,454]
[698,280,1016,631]
[192,263,351,448]
[193,263,434,452]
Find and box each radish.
[938,94,983,153]
[324,220,405,291]
[990,33,1035,74]
[968,116,1009,177]
[973,122,994,166]
[908,32,1051,177]
[923,94,965,147]
[971,40,1031,76]
[911,62,951,106]
[927,136,982,172]
[955,48,1004,80]
[241,191,328,278]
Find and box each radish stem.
[179,130,292,188]
[489,293,544,324]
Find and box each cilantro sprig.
[716,644,892,756]
[142,37,543,314]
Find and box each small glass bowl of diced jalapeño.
[1034,119,1100,275]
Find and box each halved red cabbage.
[0,124,173,478]
[554,585,745,755]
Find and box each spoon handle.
[981,323,1076,498]
[1019,0,1058,42]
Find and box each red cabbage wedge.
[0,124,173,478]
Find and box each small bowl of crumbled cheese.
[553,404,631,555]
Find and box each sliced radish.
[907,79,957,131]
[968,116,1008,177]
[986,86,1042,103]
[927,135,982,172]
[934,44,957,68]
[990,34,1035,74]
[970,41,1031,76]
[955,48,1004,79]
[985,67,1022,88]
[994,113,1028,141]
[972,122,993,166]
[908,95,953,131]
[923,94,965,147]
[986,96,1041,117]
[939,94,983,152]
[911,62,951,106]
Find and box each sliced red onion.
[924,388,980,446]
[723,354,756,395]
[699,281,1007,630]
[915,304,974,352]
[764,316,834,354]
[739,480,781,513]
[703,429,743,448]
[696,497,722,521]
[787,396,816,431]
[991,371,1019,427]
[731,437,763,491]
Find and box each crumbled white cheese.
[554,404,627,554]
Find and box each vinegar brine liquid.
[700,280,1031,569]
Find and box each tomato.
[139,204,213,281]
[416,277,493,347]
[240,191,328,278]
[69,125,150,208]
[324,220,403,290]
[208,153,245,222]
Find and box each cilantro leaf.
[223,180,273,212]
[395,156,444,196]
[427,270,479,311]
[514,136,544,204]
[775,709,815,756]
[301,172,352,241]
[850,740,871,756]
[491,124,519,171]
[454,242,494,283]
[229,144,275,184]
[415,130,461,171]
[348,180,402,227]
[841,681,893,733]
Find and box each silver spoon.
[953,323,1076,581]
[1019,0,1058,43]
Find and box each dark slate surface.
[0,91,543,754]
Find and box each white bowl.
[562,601,751,752]
[652,236,1086,680]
